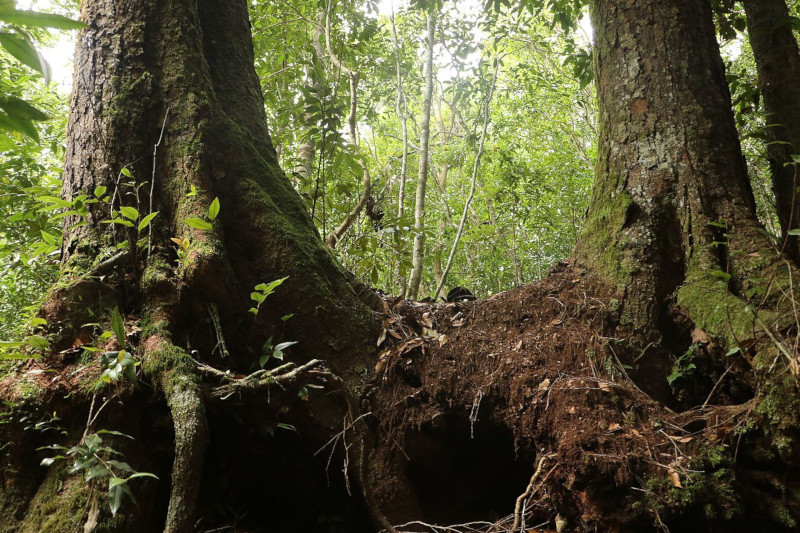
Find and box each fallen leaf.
[537,378,551,391]
[608,423,622,432]
[438,334,448,347]
[399,338,424,354]
[514,339,523,351]
[419,313,434,329]
[451,319,465,327]
[388,329,403,339]
[423,327,440,339]
[598,381,612,392]
[550,317,563,326]
[631,428,642,437]
[666,434,693,443]
[668,468,683,488]
[377,329,387,347]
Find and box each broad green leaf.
[0,95,49,121]
[0,33,51,81]
[208,197,220,220]
[94,186,107,198]
[40,230,56,245]
[120,167,132,178]
[119,206,138,221]
[27,335,49,350]
[0,9,85,30]
[0,111,39,141]
[111,307,125,346]
[274,341,297,351]
[137,211,158,231]
[108,477,125,516]
[185,217,212,230]
[788,228,800,236]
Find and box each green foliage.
[249,276,288,316]
[258,337,298,368]
[251,0,595,298]
[667,343,699,385]
[0,1,82,139]
[39,431,157,516]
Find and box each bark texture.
[4,0,378,531]
[576,0,778,345]
[744,0,800,264]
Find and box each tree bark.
[7,1,378,531]
[576,0,779,349]
[407,8,437,299]
[743,0,800,264]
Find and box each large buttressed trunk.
[15,1,379,531]
[58,0,375,371]
[576,0,781,345]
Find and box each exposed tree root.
[161,371,208,533]
[195,359,333,399]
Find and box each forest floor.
[0,263,773,533]
[366,262,758,532]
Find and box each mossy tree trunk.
[2,0,378,532]
[575,0,793,398]
[744,0,800,264]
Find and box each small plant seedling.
[249,276,288,316]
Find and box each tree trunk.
[576,0,780,345]
[407,8,437,299]
[743,0,800,264]
[2,1,378,531]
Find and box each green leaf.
[120,167,132,178]
[102,218,134,227]
[126,472,158,481]
[108,477,126,516]
[27,335,49,351]
[111,308,125,346]
[0,111,39,141]
[137,211,158,232]
[250,292,265,303]
[0,9,85,30]
[0,95,49,121]
[106,460,133,473]
[208,197,220,220]
[274,341,297,352]
[0,33,51,81]
[788,229,800,236]
[119,206,139,221]
[184,217,212,230]
[40,230,56,245]
[94,186,107,198]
